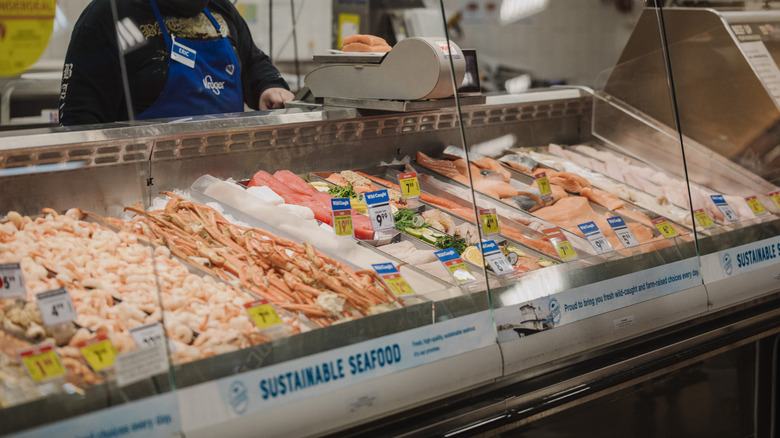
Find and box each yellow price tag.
[0,0,56,77]
[535,172,552,199]
[479,208,500,235]
[554,240,577,261]
[693,209,715,228]
[398,172,421,199]
[384,276,415,297]
[19,344,66,382]
[745,196,767,216]
[770,191,780,209]
[77,335,118,372]
[333,211,354,237]
[244,300,283,331]
[652,218,679,238]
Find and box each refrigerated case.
[1,2,779,437]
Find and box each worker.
[59,0,294,126]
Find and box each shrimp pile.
[120,192,403,328]
[0,208,277,369]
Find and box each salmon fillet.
[580,187,625,211]
[473,179,517,199]
[473,157,511,182]
[614,207,653,227]
[549,172,592,193]
[417,151,471,185]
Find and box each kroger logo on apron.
[203,75,226,95]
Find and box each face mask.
[158,0,210,17]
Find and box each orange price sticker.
[745,196,767,216]
[244,299,283,331]
[398,172,421,199]
[693,209,715,229]
[77,335,118,372]
[652,218,679,238]
[18,344,66,382]
[770,191,780,209]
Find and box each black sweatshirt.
[59,0,289,126]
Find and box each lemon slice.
[462,246,484,266]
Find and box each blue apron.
[137,0,244,120]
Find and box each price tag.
[434,248,477,285]
[577,221,613,254]
[542,228,578,261]
[36,288,77,327]
[534,171,552,200]
[770,191,780,209]
[606,217,639,248]
[398,172,421,199]
[745,196,768,216]
[18,344,66,382]
[244,299,283,331]
[0,263,26,299]
[478,208,500,236]
[652,217,679,238]
[362,190,395,231]
[330,198,354,237]
[129,322,166,349]
[77,335,118,372]
[480,241,515,276]
[372,263,415,297]
[710,195,740,222]
[693,209,716,229]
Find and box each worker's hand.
[259,87,295,110]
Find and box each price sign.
[330,198,354,237]
[578,221,613,254]
[652,217,679,238]
[606,217,639,248]
[372,263,415,297]
[542,228,578,261]
[0,263,26,299]
[244,299,283,331]
[770,191,780,209]
[36,288,77,327]
[363,190,395,231]
[18,344,66,382]
[435,248,477,285]
[693,209,716,229]
[535,171,552,200]
[479,208,500,236]
[129,322,166,349]
[480,241,515,276]
[77,335,118,372]
[745,196,768,216]
[710,195,740,222]
[398,172,421,199]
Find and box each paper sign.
[362,190,395,231]
[535,171,552,200]
[0,263,26,299]
[770,191,780,209]
[372,263,415,297]
[711,195,739,222]
[36,288,77,327]
[77,334,118,372]
[607,217,639,248]
[479,208,500,236]
[745,196,768,216]
[480,241,515,276]
[129,322,167,349]
[652,217,679,238]
[435,248,477,285]
[578,221,613,254]
[18,344,66,382]
[244,299,283,331]
[542,228,578,261]
[398,172,421,199]
[693,209,716,229]
[331,198,354,237]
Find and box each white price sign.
[578,221,613,254]
[362,190,395,231]
[129,322,167,349]
[711,195,739,222]
[0,263,26,299]
[36,288,77,327]
[607,217,639,248]
[481,241,514,276]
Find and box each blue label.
[171,39,197,68]
[331,198,351,210]
[606,217,627,229]
[371,263,398,275]
[434,248,459,262]
[710,194,726,205]
[578,221,599,235]
[364,189,389,206]
[479,240,500,255]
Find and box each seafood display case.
[1,2,780,438]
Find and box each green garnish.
[328,185,357,198]
[394,209,428,232]
[434,234,468,254]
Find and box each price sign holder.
[363,189,395,231]
[129,322,167,349]
[652,217,679,238]
[36,288,77,327]
[330,198,355,237]
[606,217,639,248]
[578,221,613,254]
[693,209,716,229]
[398,172,421,200]
[435,248,477,285]
[372,263,415,297]
[0,263,26,299]
[479,241,515,276]
[77,334,118,372]
[534,172,552,201]
[244,299,284,331]
[745,196,768,216]
[18,343,67,382]
[479,208,500,236]
[710,195,740,222]
[770,191,780,209]
[541,228,578,261]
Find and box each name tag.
[170,37,196,68]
